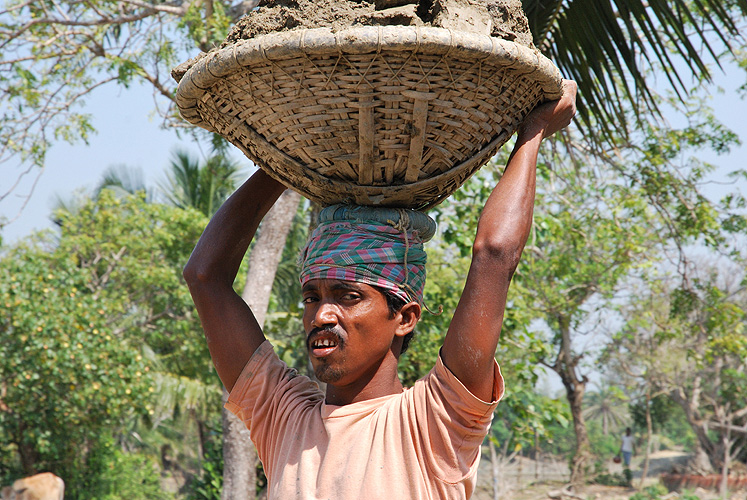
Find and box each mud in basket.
[175,26,563,210]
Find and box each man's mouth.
[307,329,343,358]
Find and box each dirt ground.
[222,0,533,46]
[471,451,747,500]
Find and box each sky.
[0,81,249,244]
[1,59,746,245]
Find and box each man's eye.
[302,296,318,304]
[341,293,360,301]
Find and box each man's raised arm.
[183,169,287,391]
[441,80,578,401]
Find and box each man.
[183,80,577,499]
[620,427,635,467]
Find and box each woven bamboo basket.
[175,26,563,210]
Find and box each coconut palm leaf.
[160,149,243,217]
[524,0,747,143]
[583,384,629,435]
[95,165,151,201]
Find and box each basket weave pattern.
[176,26,562,209]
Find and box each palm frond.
[160,149,242,216]
[150,371,223,426]
[524,0,564,46]
[524,0,747,145]
[95,165,149,200]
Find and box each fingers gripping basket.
[175,26,563,210]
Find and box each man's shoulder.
[226,340,324,416]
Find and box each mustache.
[306,326,345,348]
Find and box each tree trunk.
[552,316,591,486]
[221,391,255,500]
[669,385,717,473]
[639,387,652,490]
[602,414,608,436]
[719,425,730,499]
[195,413,207,462]
[16,420,39,476]
[564,377,591,485]
[221,190,302,500]
[489,439,500,500]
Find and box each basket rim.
[174,25,564,130]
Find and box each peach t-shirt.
[225,341,504,500]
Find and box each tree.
[221,189,301,500]
[154,145,305,499]
[425,78,745,485]
[608,259,747,485]
[516,152,660,483]
[0,191,210,497]
[582,384,628,436]
[160,149,242,217]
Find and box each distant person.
[620,427,635,467]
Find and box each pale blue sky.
[1,61,745,245]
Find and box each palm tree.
[51,165,152,226]
[583,384,629,436]
[524,0,747,144]
[95,165,152,201]
[159,149,242,217]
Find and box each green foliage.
[178,0,234,50]
[583,386,629,436]
[630,484,669,500]
[629,395,694,448]
[187,422,223,500]
[623,466,633,486]
[398,241,470,385]
[591,471,628,487]
[0,191,210,494]
[679,489,702,500]
[82,438,174,500]
[160,149,243,218]
[0,234,153,479]
[540,413,577,458]
[492,386,571,457]
[587,425,619,458]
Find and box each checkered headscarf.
[299,220,427,304]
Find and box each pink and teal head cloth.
[300,205,436,305]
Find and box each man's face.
[301,279,403,386]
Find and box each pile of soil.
[222,0,534,47]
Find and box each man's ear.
[395,302,421,337]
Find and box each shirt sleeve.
[409,353,504,484]
[224,340,323,467]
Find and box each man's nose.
[311,300,338,329]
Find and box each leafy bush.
[591,472,628,486]
[187,426,223,500]
[629,484,668,500]
[84,444,173,500]
[679,489,702,500]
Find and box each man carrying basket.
[183,80,577,499]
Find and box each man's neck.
[324,359,404,406]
